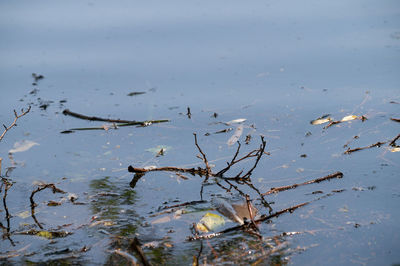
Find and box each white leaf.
[225,118,246,125]
[390,147,400,152]
[227,125,243,146]
[9,140,39,154]
[341,115,358,122]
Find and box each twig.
[30,183,66,229]
[241,136,266,179]
[344,141,387,154]
[129,237,152,266]
[391,118,400,123]
[112,249,138,266]
[1,177,15,246]
[193,133,212,178]
[128,165,207,176]
[0,106,31,142]
[261,172,343,196]
[62,109,137,123]
[157,200,207,211]
[388,133,400,147]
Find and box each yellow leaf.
[196,212,225,233]
[36,231,53,239]
[341,115,358,122]
[390,147,400,152]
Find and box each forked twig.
[0,106,31,142]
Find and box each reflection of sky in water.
[1,0,399,110]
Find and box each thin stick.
[157,200,207,211]
[112,249,138,266]
[62,109,137,123]
[388,133,400,147]
[344,141,387,154]
[128,165,207,176]
[262,172,343,196]
[129,237,152,266]
[0,106,31,142]
[193,133,212,177]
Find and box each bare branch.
[0,106,31,142]
[262,171,343,196]
[193,133,212,177]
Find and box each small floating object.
[310,114,331,125]
[225,118,247,125]
[196,212,225,232]
[341,115,358,122]
[211,198,258,225]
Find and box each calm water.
[1,0,399,265]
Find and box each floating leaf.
[227,125,243,146]
[211,198,258,225]
[310,115,331,125]
[8,140,39,154]
[390,147,400,152]
[16,210,31,219]
[225,118,247,125]
[341,115,358,122]
[36,231,53,239]
[196,212,225,232]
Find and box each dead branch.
[344,133,400,154]
[30,183,66,229]
[388,133,400,147]
[390,118,400,123]
[193,133,212,178]
[128,165,208,176]
[0,106,31,142]
[157,200,207,211]
[262,172,343,196]
[344,141,387,154]
[62,109,136,123]
[1,177,15,246]
[129,237,152,266]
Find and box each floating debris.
[310,114,331,125]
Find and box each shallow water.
[1,0,399,265]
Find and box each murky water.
[1,0,399,265]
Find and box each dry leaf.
[9,140,39,154]
[196,212,225,232]
[341,115,358,122]
[310,115,331,125]
[390,147,400,152]
[227,125,243,146]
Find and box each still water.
[1,0,399,265]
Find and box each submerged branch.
[30,183,66,229]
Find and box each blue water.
[1,0,399,265]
